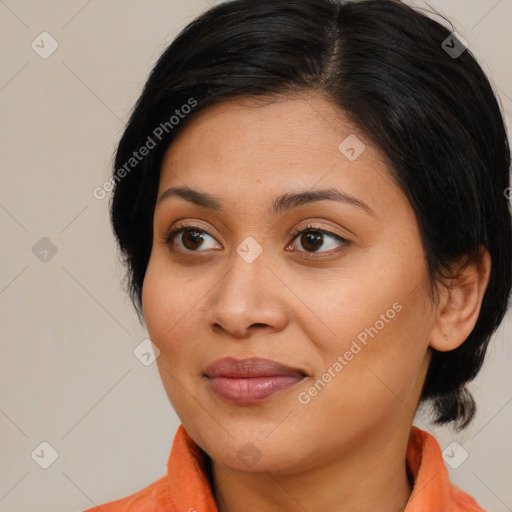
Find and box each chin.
[189,423,301,473]
[210,442,300,474]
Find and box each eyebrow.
[157,186,375,217]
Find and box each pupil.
[302,232,323,252]
[184,230,203,250]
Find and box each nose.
[205,248,290,339]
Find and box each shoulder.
[81,475,169,512]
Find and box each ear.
[429,245,491,352]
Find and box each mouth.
[203,357,307,403]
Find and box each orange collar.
[165,425,485,512]
[403,426,485,511]
[86,424,486,511]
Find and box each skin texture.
[142,93,491,512]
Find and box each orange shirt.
[83,425,486,511]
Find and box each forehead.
[158,93,401,217]
[162,93,370,166]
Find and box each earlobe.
[429,245,491,352]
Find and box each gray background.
[0,0,511,510]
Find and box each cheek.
[300,261,432,402]
[142,261,206,421]
[285,262,413,362]
[344,287,432,407]
[300,299,430,431]
[142,255,215,374]
[143,259,191,349]
[142,262,170,342]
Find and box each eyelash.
[162,222,350,258]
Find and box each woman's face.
[142,93,437,473]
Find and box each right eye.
[162,224,222,252]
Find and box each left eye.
[288,225,349,255]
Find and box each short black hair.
[109,0,511,430]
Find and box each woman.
[85,0,511,510]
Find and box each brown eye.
[164,224,220,252]
[288,225,349,256]
[299,231,324,252]
[180,229,206,250]
[162,222,349,257]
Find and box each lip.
[204,357,307,403]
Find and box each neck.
[210,422,414,512]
